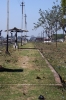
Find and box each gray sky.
[0,0,60,37]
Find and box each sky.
[0,0,61,38]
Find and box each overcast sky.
[0,0,60,37]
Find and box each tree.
[61,0,66,36]
[33,2,63,40]
[61,0,66,15]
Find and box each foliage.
[61,0,66,14]
[33,2,63,40]
[52,34,65,40]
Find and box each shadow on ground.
[19,47,37,49]
[0,65,23,72]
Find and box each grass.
[0,45,55,84]
[19,42,35,48]
[34,42,66,82]
[0,42,66,100]
[0,85,66,100]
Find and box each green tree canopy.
[61,0,66,14]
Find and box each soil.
[18,56,35,69]
[17,49,62,86]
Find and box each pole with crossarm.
[20,1,25,46]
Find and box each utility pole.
[24,14,27,42]
[24,14,27,29]
[6,0,9,53]
[24,14,27,36]
[20,1,25,46]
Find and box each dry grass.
[0,42,66,100]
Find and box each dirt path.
[18,48,62,86]
[18,55,35,70]
[39,50,62,86]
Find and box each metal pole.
[6,0,9,53]
[15,32,17,49]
